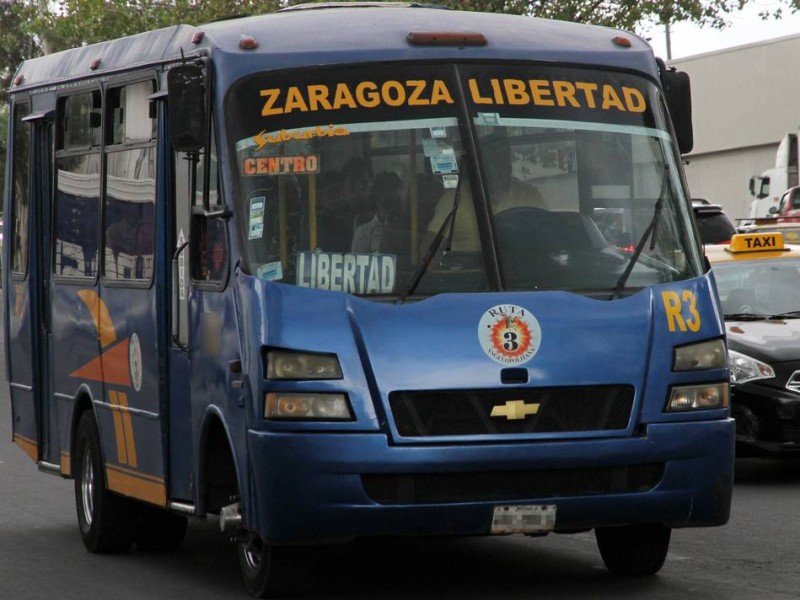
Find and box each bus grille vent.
[389,385,634,437]
[361,463,664,505]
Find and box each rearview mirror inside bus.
[168,64,207,152]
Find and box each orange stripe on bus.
[77,289,117,348]
[13,433,38,462]
[61,451,72,476]
[108,391,128,465]
[106,465,166,506]
[115,392,138,468]
[70,338,132,386]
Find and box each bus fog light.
[265,392,352,420]
[666,383,729,412]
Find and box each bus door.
[6,99,51,466]
[168,119,229,503]
[94,80,168,506]
[49,83,167,505]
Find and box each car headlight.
[673,339,727,371]
[728,350,775,384]
[266,349,342,380]
[265,392,353,420]
[666,383,729,412]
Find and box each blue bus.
[4,3,733,597]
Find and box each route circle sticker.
[129,333,143,392]
[478,304,541,365]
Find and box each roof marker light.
[407,31,487,46]
[612,36,632,48]
[192,31,205,44]
[90,58,102,70]
[239,35,259,50]
[14,75,24,86]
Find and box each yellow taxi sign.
[727,232,787,254]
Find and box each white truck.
[748,132,798,218]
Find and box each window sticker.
[296,251,397,294]
[429,125,447,139]
[477,112,502,126]
[478,304,541,365]
[441,174,459,189]
[252,125,350,150]
[257,261,283,281]
[422,138,454,157]
[430,153,458,175]
[249,197,265,240]
[242,154,319,176]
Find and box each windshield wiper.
[768,310,800,319]
[723,313,771,321]
[612,165,670,299]
[396,158,464,304]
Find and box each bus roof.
[12,3,658,93]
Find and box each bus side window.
[54,90,102,279]
[103,81,156,281]
[191,117,228,285]
[10,101,31,276]
[191,215,227,283]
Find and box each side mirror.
[769,206,779,215]
[168,64,207,152]
[660,68,693,155]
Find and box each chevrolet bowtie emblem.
[490,400,540,420]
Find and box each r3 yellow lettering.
[661,290,701,332]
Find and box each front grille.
[362,463,664,505]
[389,385,634,437]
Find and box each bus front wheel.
[238,533,295,598]
[74,411,136,553]
[595,524,671,576]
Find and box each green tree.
[0,1,40,199]
[438,0,752,32]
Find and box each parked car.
[771,185,800,222]
[692,198,736,244]
[737,220,800,244]
[706,231,800,457]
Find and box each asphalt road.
[2,330,800,598]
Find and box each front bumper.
[246,419,734,544]
[732,383,800,456]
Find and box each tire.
[74,411,135,553]
[134,503,188,551]
[238,533,296,598]
[595,524,671,576]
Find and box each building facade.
[670,34,800,220]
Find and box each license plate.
[491,504,556,534]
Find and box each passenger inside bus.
[316,157,373,252]
[422,135,544,254]
[351,171,405,253]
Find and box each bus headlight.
[666,383,729,412]
[673,339,727,371]
[265,392,353,420]
[266,349,342,380]
[728,350,775,384]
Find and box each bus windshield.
[227,63,701,298]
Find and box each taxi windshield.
[713,256,800,317]
[225,63,702,298]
